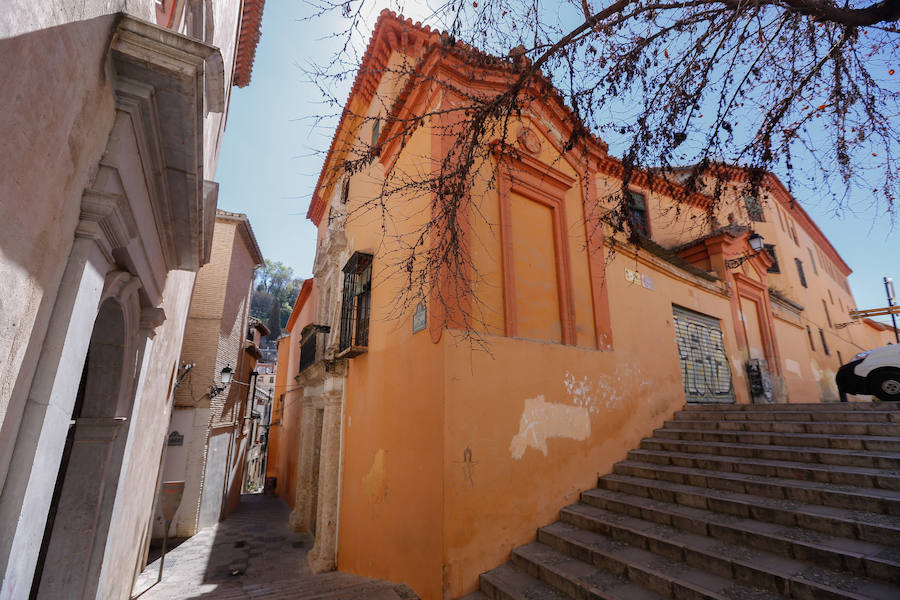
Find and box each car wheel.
[869,369,900,402]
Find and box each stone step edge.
[511,542,667,600]
[532,524,787,600]
[682,402,900,411]
[666,419,900,429]
[549,508,898,600]
[673,412,900,423]
[479,561,577,600]
[614,459,900,504]
[588,475,900,541]
[628,448,900,482]
[640,437,900,464]
[655,428,900,444]
[562,501,900,585]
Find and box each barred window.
[626,191,650,238]
[339,252,373,355]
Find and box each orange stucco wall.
[268,282,317,508]
[292,16,896,600]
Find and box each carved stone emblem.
[516,127,542,155]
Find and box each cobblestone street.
[132,495,416,600]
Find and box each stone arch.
[32,273,145,599]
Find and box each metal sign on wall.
[672,305,734,403]
[412,302,427,334]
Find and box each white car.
[836,343,900,402]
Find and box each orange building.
[268,12,898,599]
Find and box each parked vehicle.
[836,343,900,401]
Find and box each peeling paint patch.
[363,449,387,503]
[563,366,650,412]
[509,395,590,460]
[809,361,823,382]
[784,359,802,377]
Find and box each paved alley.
[132,495,417,600]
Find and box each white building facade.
[0,1,264,597]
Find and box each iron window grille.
[764,244,780,273]
[338,252,373,356]
[626,191,650,238]
[299,324,330,373]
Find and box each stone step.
[653,428,900,452]
[457,592,490,600]
[561,500,900,586]
[612,460,900,515]
[682,402,900,412]
[511,542,666,600]
[553,505,900,600]
[627,448,900,491]
[532,522,786,600]
[674,410,900,423]
[479,561,578,600]
[665,419,900,436]
[639,437,900,470]
[589,475,900,545]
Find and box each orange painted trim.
[427,101,474,342]
[733,273,782,376]
[582,166,614,349]
[497,172,518,338]
[495,148,578,345]
[285,278,314,334]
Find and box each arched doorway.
[31,297,138,599]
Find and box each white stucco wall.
[99,269,196,599]
[0,1,252,597]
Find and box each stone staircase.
[464,402,900,600]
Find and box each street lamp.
[220,364,233,386]
[725,233,765,270]
[210,364,234,398]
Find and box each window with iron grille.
[299,332,317,373]
[626,191,650,238]
[795,258,807,288]
[339,252,373,355]
[299,324,330,373]
[806,325,815,351]
[744,196,764,222]
[764,244,780,273]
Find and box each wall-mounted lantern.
[725,233,765,270]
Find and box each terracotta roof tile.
[234,0,266,88]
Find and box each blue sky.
[215,0,899,326]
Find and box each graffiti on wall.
[672,308,734,403]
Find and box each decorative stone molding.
[109,15,224,272]
[140,307,167,338]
